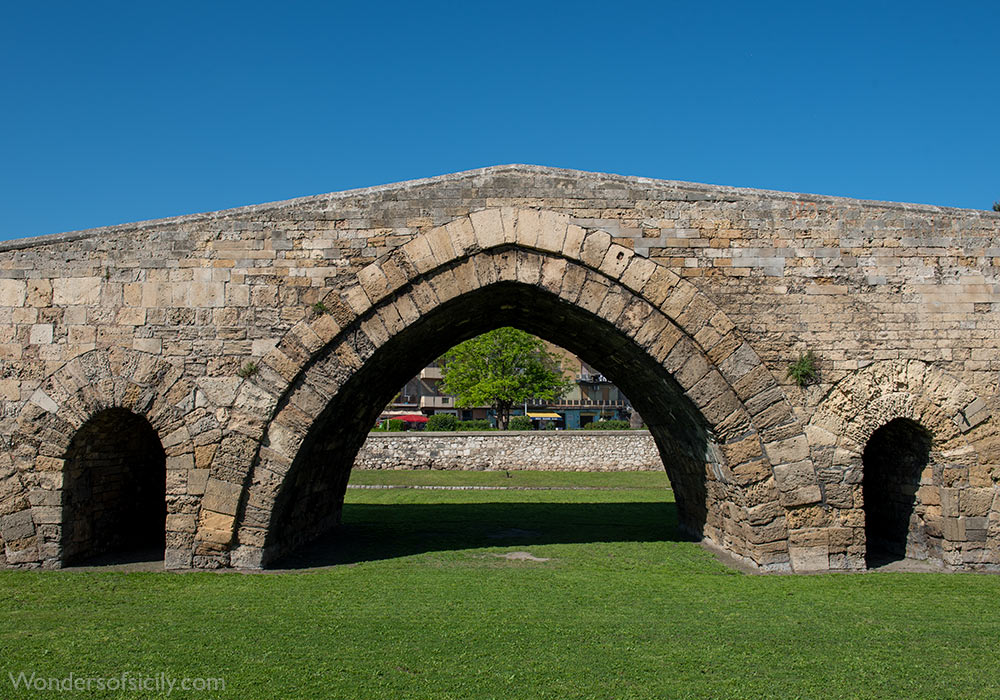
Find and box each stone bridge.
[1,165,997,573]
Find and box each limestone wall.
[0,165,997,572]
[355,431,661,471]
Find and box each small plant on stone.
[993,201,1000,212]
[237,361,260,379]
[786,351,819,387]
[312,301,331,315]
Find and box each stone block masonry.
[0,165,997,573]
[355,431,662,471]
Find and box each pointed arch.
[211,208,819,571]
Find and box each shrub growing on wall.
[787,350,819,387]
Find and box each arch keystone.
[557,264,587,303]
[499,207,519,244]
[444,217,477,255]
[514,250,543,286]
[596,287,630,325]
[577,275,611,314]
[536,211,569,253]
[469,208,504,249]
[514,208,541,248]
[538,256,567,293]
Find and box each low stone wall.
[355,430,661,471]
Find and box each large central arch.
[215,208,820,571]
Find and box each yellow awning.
[527,412,562,419]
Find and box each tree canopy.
[438,328,572,429]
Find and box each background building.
[380,341,637,429]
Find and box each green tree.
[439,328,572,430]
[993,201,1000,212]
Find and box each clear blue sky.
[2,1,998,241]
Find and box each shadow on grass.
[62,547,165,570]
[272,501,687,569]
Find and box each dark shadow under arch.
[275,501,682,569]
[61,408,166,565]
[263,280,718,566]
[862,418,932,567]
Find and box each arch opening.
[258,280,722,566]
[862,418,933,567]
[61,408,166,565]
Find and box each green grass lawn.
[2,470,999,699]
[347,468,671,488]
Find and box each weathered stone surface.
[52,277,101,305]
[1,510,35,541]
[0,165,996,574]
[773,460,818,492]
[788,545,829,572]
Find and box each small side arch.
[6,348,223,568]
[807,359,995,569]
[60,407,166,564]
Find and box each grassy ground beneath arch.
[2,469,998,699]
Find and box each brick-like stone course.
[356,431,661,472]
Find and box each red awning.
[393,414,429,423]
